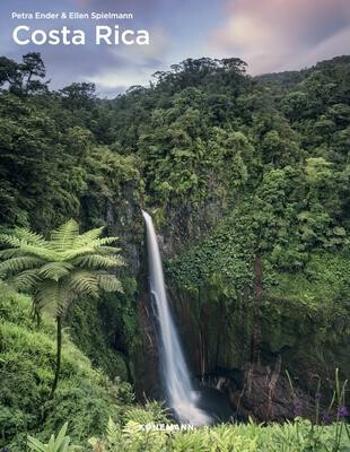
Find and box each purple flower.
[337,405,349,418]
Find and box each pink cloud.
[211,0,350,73]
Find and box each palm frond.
[98,274,124,293]
[50,219,79,250]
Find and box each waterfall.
[142,210,210,426]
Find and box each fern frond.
[14,228,47,247]
[0,248,21,259]
[67,271,99,297]
[60,240,120,261]
[27,422,80,451]
[99,246,122,254]
[89,237,119,247]
[33,280,60,314]
[56,285,75,317]
[0,233,22,248]
[0,256,44,277]
[61,246,99,260]
[50,219,79,250]
[71,254,124,269]
[9,269,41,291]
[122,420,143,438]
[106,417,121,448]
[38,262,74,281]
[97,274,123,293]
[73,226,104,247]
[20,244,60,262]
[27,435,47,451]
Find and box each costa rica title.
[12,25,150,46]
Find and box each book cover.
[0,1,349,450]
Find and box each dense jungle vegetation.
[0,52,350,450]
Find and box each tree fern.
[0,218,124,396]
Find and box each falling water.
[142,210,210,426]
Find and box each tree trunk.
[50,315,62,398]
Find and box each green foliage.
[0,219,124,319]
[167,202,255,298]
[84,417,350,451]
[66,293,130,381]
[0,283,119,450]
[28,423,80,451]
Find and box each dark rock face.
[152,199,227,259]
[132,289,161,399]
[104,184,143,275]
[161,284,349,422]
[202,363,313,422]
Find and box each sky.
[1,0,350,96]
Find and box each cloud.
[84,27,169,95]
[71,0,161,21]
[210,0,350,73]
